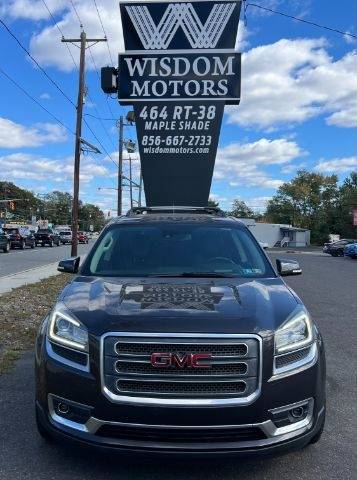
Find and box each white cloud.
[227,39,357,129]
[0,117,68,148]
[5,2,356,131]
[314,156,357,173]
[246,196,272,209]
[215,138,306,188]
[29,0,123,72]
[1,0,66,21]
[39,92,51,100]
[0,152,109,183]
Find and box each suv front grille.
[102,334,261,401]
[96,424,267,442]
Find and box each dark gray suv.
[35,207,326,457]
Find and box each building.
[239,219,310,248]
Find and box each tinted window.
[82,223,274,278]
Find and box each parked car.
[34,228,60,247]
[59,231,72,245]
[0,227,10,253]
[3,226,35,249]
[35,207,325,456]
[259,241,269,250]
[78,231,89,244]
[323,239,357,256]
[344,243,357,259]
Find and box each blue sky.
[0,0,356,214]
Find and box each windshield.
[82,223,274,278]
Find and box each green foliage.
[207,198,219,208]
[42,191,72,225]
[0,181,41,222]
[265,170,357,244]
[229,199,255,218]
[79,203,105,231]
[0,182,105,231]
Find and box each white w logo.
[126,2,236,49]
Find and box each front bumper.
[35,326,326,456]
[36,398,324,456]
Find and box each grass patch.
[0,274,71,374]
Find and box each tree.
[335,172,357,238]
[229,199,255,218]
[79,203,105,231]
[0,181,41,223]
[265,170,340,243]
[207,198,219,208]
[42,191,73,225]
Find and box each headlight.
[275,308,313,354]
[48,306,88,352]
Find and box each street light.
[124,139,136,153]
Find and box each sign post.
[119,0,242,207]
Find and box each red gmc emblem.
[150,352,212,368]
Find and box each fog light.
[49,394,93,425]
[269,398,312,428]
[291,406,305,419]
[57,402,70,415]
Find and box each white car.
[259,241,269,250]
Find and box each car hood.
[59,276,299,337]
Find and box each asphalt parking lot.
[0,242,92,277]
[0,252,356,480]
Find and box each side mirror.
[58,256,80,274]
[276,258,302,276]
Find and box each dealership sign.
[119,0,242,207]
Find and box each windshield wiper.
[147,272,237,278]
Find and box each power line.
[0,18,76,108]
[40,1,117,158]
[41,0,79,70]
[1,4,118,173]
[69,0,82,27]
[87,47,118,121]
[0,67,74,135]
[83,117,118,168]
[92,0,114,65]
[84,113,117,121]
[245,2,357,39]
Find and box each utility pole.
[138,171,143,207]
[62,31,106,257]
[117,116,124,216]
[129,154,133,209]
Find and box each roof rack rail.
[126,206,226,217]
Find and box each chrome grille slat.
[115,376,248,383]
[102,334,261,400]
[116,379,248,396]
[112,341,252,358]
